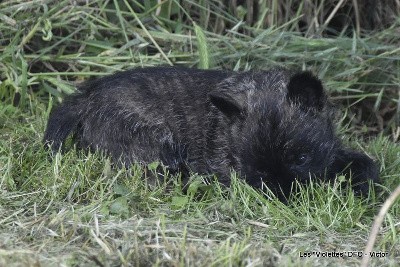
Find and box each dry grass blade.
[361,184,400,267]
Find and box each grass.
[0,0,400,266]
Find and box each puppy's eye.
[294,154,309,166]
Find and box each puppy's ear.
[208,90,247,119]
[287,71,326,111]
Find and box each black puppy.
[44,67,379,199]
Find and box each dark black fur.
[44,67,379,199]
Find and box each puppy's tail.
[43,101,80,152]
